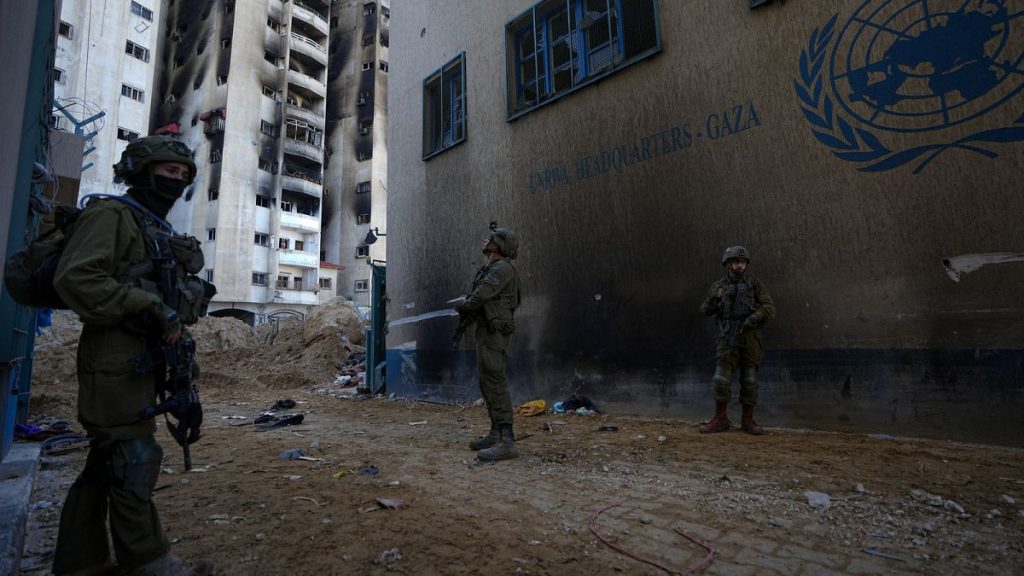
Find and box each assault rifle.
[136,229,204,470]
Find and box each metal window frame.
[421,51,467,161]
[504,0,661,122]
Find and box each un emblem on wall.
[796,0,1024,172]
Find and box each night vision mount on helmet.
[488,221,518,260]
[113,135,197,186]
[721,245,751,265]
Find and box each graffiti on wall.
[797,0,1024,173]
[527,102,762,193]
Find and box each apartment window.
[210,148,222,163]
[363,34,375,48]
[356,245,369,258]
[285,118,323,146]
[357,91,372,106]
[207,228,216,241]
[262,84,277,99]
[260,120,278,136]
[277,275,289,289]
[379,60,389,73]
[54,68,66,85]
[130,1,154,21]
[357,150,373,162]
[116,127,140,141]
[58,21,73,39]
[256,195,273,209]
[363,2,376,16]
[422,53,465,159]
[319,277,332,290]
[205,269,214,282]
[225,0,234,14]
[382,6,390,18]
[254,233,270,247]
[356,213,371,225]
[264,50,280,66]
[125,40,150,62]
[280,200,293,212]
[208,186,219,201]
[355,279,369,292]
[267,17,281,32]
[356,180,371,194]
[362,61,374,71]
[217,75,228,86]
[121,84,145,102]
[506,0,661,119]
[295,240,305,251]
[330,16,339,29]
[221,39,231,49]
[252,272,268,286]
[278,238,290,249]
[258,157,277,173]
[50,115,61,130]
[294,277,304,290]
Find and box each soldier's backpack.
[3,204,84,309]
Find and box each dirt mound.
[189,315,259,353]
[29,310,81,422]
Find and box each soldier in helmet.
[455,223,522,460]
[52,135,212,576]
[698,246,776,435]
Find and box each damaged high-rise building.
[154,0,388,325]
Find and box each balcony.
[287,70,326,97]
[285,103,324,128]
[280,210,320,233]
[291,2,328,36]
[281,164,323,198]
[284,137,324,163]
[278,249,319,269]
[290,32,327,66]
[274,287,319,306]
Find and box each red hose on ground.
[588,502,716,576]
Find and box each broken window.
[506,0,660,119]
[260,120,278,136]
[54,68,66,85]
[254,233,270,246]
[252,272,268,285]
[267,17,281,32]
[58,21,73,40]
[422,52,465,159]
[125,40,150,62]
[116,127,140,141]
[285,117,323,147]
[280,200,293,212]
[356,246,369,258]
[208,186,219,201]
[356,181,371,194]
[256,195,274,208]
[258,157,277,173]
[210,148,222,163]
[379,60,389,73]
[207,228,216,241]
[357,213,370,225]
[362,61,374,71]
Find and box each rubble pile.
[30,299,367,418]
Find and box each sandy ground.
[16,312,1024,576]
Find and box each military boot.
[741,403,764,435]
[699,402,730,433]
[477,424,519,461]
[469,424,500,450]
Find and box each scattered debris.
[863,548,908,561]
[999,494,1015,505]
[376,497,405,510]
[333,470,355,479]
[408,420,427,426]
[515,399,547,417]
[374,548,402,566]
[278,449,308,460]
[868,434,895,441]
[256,414,305,430]
[598,424,619,432]
[292,496,324,507]
[359,465,380,477]
[804,491,831,511]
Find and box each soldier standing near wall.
[52,136,213,576]
[455,223,522,461]
[698,246,776,435]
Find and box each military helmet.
[721,245,751,265]
[113,135,197,185]
[488,222,518,259]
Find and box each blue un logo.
[796,0,1024,172]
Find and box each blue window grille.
[422,52,466,160]
[506,0,661,120]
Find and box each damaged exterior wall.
[387,0,1024,445]
[156,0,338,324]
[321,0,389,308]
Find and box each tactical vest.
[717,277,755,335]
[119,205,216,327]
[471,259,521,335]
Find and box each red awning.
[198,107,226,121]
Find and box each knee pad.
[740,367,757,387]
[114,437,164,500]
[712,365,733,387]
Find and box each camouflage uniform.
[456,225,521,460]
[51,136,209,575]
[699,246,776,434]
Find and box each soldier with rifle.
[52,135,214,576]
[698,246,776,435]
[453,223,521,461]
